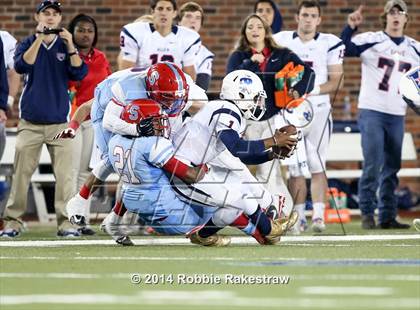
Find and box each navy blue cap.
[36,0,62,13]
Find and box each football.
[272,124,298,158]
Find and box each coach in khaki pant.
[1,0,87,237]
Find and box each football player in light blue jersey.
[107,99,220,239]
[57,62,194,228]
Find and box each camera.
[40,27,63,35]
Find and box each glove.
[53,128,76,140]
[53,120,79,140]
[136,117,155,137]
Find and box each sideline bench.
[326,132,419,179]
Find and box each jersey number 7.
[378,57,411,91]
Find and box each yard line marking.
[1,273,419,282]
[0,234,419,247]
[1,293,419,309]
[228,258,420,266]
[301,286,393,296]
[1,256,419,267]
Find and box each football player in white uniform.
[0,30,19,161]
[273,0,345,233]
[341,0,418,229]
[104,70,299,245]
[119,0,200,80]
[178,1,214,91]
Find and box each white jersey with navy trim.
[173,100,246,165]
[120,22,201,68]
[195,44,214,76]
[351,31,419,115]
[0,30,17,69]
[273,31,344,109]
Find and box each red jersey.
[69,48,111,119]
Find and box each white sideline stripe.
[1,273,419,282]
[301,286,393,296]
[0,234,419,247]
[1,293,419,308]
[0,256,418,263]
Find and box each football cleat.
[312,218,326,233]
[100,212,127,243]
[57,228,81,238]
[116,236,134,246]
[66,194,88,226]
[265,205,279,220]
[189,232,231,247]
[0,228,21,238]
[264,211,299,245]
[78,226,96,236]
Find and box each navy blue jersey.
[14,35,87,123]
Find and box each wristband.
[69,120,80,130]
[68,51,78,57]
[163,157,190,179]
[7,95,14,107]
[310,85,321,96]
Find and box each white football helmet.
[399,66,420,113]
[220,70,267,121]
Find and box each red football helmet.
[145,62,189,115]
[121,99,170,138]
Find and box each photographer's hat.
[36,0,62,13]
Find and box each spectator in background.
[274,0,344,233]
[0,0,87,238]
[0,34,9,161]
[179,1,214,91]
[226,14,314,218]
[254,0,283,34]
[119,0,200,80]
[0,30,19,161]
[116,14,153,70]
[67,14,111,235]
[341,0,418,229]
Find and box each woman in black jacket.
[227,14,314,121]
[226,14,314,218]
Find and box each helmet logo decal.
[149,71,159,85]
[239,77,253,85]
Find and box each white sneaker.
[312,218,326,233]
[66,194,88,226]
[413,219,420,232]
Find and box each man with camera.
[1,0,87,238]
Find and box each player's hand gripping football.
[271,125,298,159]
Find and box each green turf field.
[1,221,419,310]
